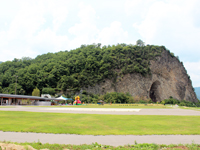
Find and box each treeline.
[161,97,200,107]
[0,43,164,95]
[59,92,200,107]
[59,91,146,104]
[80,93,200,106]
[80,91,134,104]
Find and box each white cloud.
[132,0,200,55]
[97,21,129,45]
[124,0,155,17]
[184,61,200,87]
[49,1,69,31]
[78,2,96,23]
[0,0,70,61]
[68,3,99,48]
[32,28,69,52]
[68,1,131,47]
[68,3,130,48]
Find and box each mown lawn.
[0,111,199,135]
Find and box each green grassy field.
[0,106,14,108]
[0,111,199,135]
[179,106,200,111]
[26,103,172,109]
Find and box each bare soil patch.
[0,143,36,150]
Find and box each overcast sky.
[0,0,200,87]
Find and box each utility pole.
[14,75,18,95]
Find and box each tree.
[42,88,56,95]
[32,87,40,96]
[0,82,2,93]
[136,39,145,46]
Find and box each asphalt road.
[0,131,200,146]
[0,106,200,146]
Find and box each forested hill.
[0,44,166,95]
[0,61,2,64]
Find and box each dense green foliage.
[161,97,200,107]
[79,92,134,104]
[161,97,180,105]
[42,87,56,95]
[76,91,150,104]
[0,43,164,95]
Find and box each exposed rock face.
[84,50,197,102]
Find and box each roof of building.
[0,93,71,101]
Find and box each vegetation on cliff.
[0,43,165,95]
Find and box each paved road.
[0,106,200,115]
[0,131,200,146]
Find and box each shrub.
[162,98,180,104]
[139,100,146,104]
[148,99,154,103]
[32,87,40,96]
[170,52,175,57]
[179,102,186,106]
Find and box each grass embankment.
[0,106,14,108]
[179,106,200,111]
[1,141,200,150]
[0,111,199,135]
[26,104,171,109]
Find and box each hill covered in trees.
[0,43,164,95]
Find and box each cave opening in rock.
[150,81,161,102]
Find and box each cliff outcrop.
[84,50,197,102]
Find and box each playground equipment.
[74,96,81,105]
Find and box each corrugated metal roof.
[0,94,72,101]
[0,93,45,100]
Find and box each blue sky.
[0,0,200,87]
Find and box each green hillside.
[194,87,200,100]
[0,43,166,95]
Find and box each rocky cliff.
[84,50,197,102]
